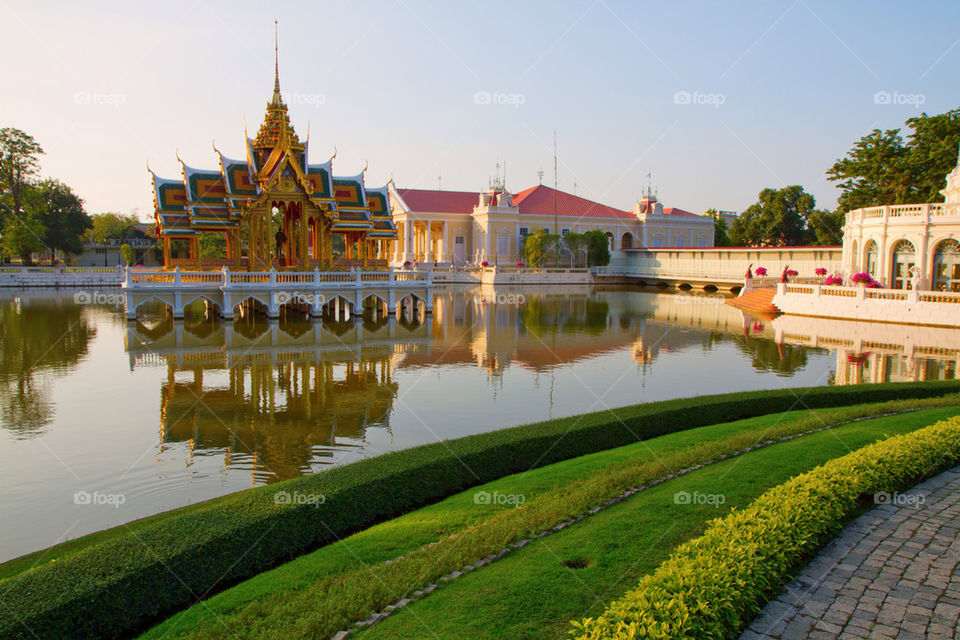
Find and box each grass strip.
[154,395,960,640]
[571,412,960,639]
[356,407,960,639]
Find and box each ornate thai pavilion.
[149,50,397,270]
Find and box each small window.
[561,228,570,236]
[519,227,529,237]
[455,236,464,245]
[543,227,550,234]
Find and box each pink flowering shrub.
[785,269,798,277]
[851,272,885,288]
[480,261,489,267]
[815,267,827,276]
[515,262,524,267]
[754,267,767,276]
[824,275,844,286]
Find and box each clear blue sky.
[2,0,957,219]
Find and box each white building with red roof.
[387,183,714,266]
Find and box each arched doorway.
[933,239,960,291]
[864,240,878,278]
[891,239,916,289]
[621,232,633,250]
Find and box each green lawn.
[354,407,960,639]
[139,401,960,639]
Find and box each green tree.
[804,208,845,246]
[583,230,611,266]
[199,231,226,259]
[705,209,732,246]
[86,212,138,244]
[729,186,815,247]
[120,243,134,266]
[827,108,960,211]
[0,127,44,228]
[562,232,587,267]
[0,209,45,264]
[522,229,560,267]
[34,179,91,259]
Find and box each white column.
[425,221,432,262]
[916,230,929,290]
[405,220,415,261]
[441,222,449,262]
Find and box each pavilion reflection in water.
[159,354,397,483]
[127,305,428,484]
[122,287,960,484]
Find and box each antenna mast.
[553,129,558,233]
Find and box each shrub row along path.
[741,466,960,640]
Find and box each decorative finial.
[361,159,368,175]
[146,160,153,175]
[328,146,337,162]
[273,20,280,96]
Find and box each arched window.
[933,239,960,292]
[891,239,916,290]
[864,240,878,277]
[621,232,633,250]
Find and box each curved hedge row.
[2,381,958,639]
[571,412,960,640]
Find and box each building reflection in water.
[127,300,424,484]
[123,286,960,485]
[159,356,397,483]
[769,314,960,386]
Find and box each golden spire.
[272,20,281,103]
[252,20,302,153]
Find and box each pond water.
[0,285,955,562]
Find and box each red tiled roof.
[396,188,479,214]
[512,185,635,220]
[396,185,638,221]
[662,207,698,217]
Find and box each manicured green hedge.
[1,381,958,639]
[571,412,960,640]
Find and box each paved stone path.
[741,466,960,640]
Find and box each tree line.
[716,107,960,247]
[0,127,147,265]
